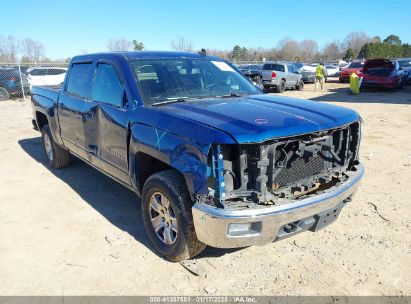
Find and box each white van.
[27,67,67,89]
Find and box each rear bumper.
[192,164,364,248]
[361,79,400,89]
[262,79,281,86]
[10,85,30,96]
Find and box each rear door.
[287,64,297,85]
[58,62,95,159]
[89,61,129,183]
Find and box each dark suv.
[0,68,30,100]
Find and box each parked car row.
[398,58,411,84]
[0,68,30,101]
[237,64,263,83]
[360,58,406,90]
[261,62,304,92]
[339,61,364,82]
[0,66,67,100]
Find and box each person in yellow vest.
[315,62,327,91]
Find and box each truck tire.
[0,86,10,101]
[41,124,70,168]
[276,79,285,93]
[141,170,206,262]
[296,80,304,90]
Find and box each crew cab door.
[287,64,297,86]
[58,62,95,159]
[89,61,129,183]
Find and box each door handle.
[88,144,97,155]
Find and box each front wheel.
[141,170,206,262]
[0,86,10,101]
[296,80,304,90]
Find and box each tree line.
[1,32,410,64]
[0,35,69,64]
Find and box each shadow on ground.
[18,137,241,260]
[309,85,411,105]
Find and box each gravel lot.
[1,80,410,296]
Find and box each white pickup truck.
[262,62,304,93]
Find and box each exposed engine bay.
[206,122,361,209]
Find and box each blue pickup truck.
[31,51,364,261]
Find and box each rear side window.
[29,69,46,76]
[263,64,285,72]
[66,63,93,99]
[92,63,123,107]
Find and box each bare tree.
[343,32,371,57]
[276,37,300,61]
[0,35,19,62]
[299,39,318,62]
[21,38,45,63]
[107,38,132,51]
[322,40,342,61]
[206,49,230,59]
[170,37,193,52]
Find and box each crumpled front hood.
[155,94,360,143]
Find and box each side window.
[30,69,46,76]
[66,63,94,100]
[48,69,66,75]
[92,63,123,107]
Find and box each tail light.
[272,72,277,78]
[8,76,16,81]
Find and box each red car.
[361,58,405,90]
[339,61,364,82]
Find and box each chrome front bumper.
[192,164,364,248]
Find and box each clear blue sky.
[2,0,410,59]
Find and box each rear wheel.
[296,80,304,90]
[276,79,286,93]
[41,124,70,168]
[0,86,10,101]
[141,170,206,262]
[398,78,404,89]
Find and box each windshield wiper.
[151,97,188,106]
[217,92,249,98]
[151,96,210,106]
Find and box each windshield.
[348,62,364,68]
[130,58,260,105]
[263,63,285,72]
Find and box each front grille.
[273,155,326,185]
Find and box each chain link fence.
[0,62,68,101]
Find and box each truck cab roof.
[71,51,223,63]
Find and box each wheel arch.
[128,124,210,197]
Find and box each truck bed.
[31,85,61,101]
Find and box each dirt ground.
[1,79,410,296]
